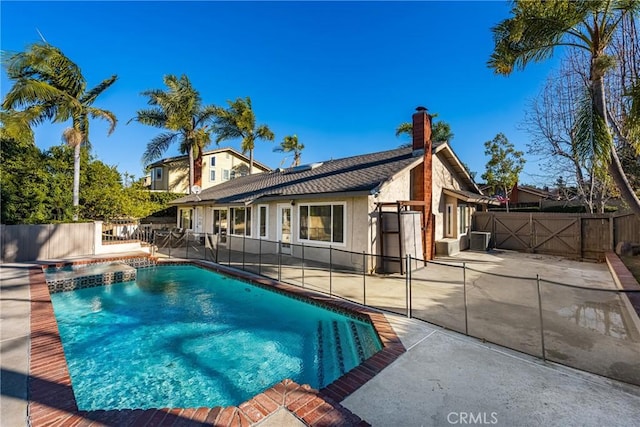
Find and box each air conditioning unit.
[469,231,492,251]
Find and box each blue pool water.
[50,265,381,410]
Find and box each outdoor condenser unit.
[469,231,492,251]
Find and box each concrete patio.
[2,251,640,426]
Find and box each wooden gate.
[472,212,616,260]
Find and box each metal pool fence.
[153,231,640,387]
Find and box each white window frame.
[445,203,454,238]
[458,204,469,236]
[209,167,216,182]
[258,204,269,239]
[229,206,252,237]
[178,207,194,231]
[212,208,228,244]
[222,169,230,181]
[153,167,162,181]
[297,202,346,247]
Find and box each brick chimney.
[411,106,434,260]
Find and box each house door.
[277,204,292,255]
[195,207,204,233]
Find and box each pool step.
[348,321,366,364]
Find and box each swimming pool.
[50,265,382,410]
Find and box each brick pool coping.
[28,256,406,426]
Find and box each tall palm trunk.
[72,143,80,221]
[249,150,254,175]
[592,64,640,216]
[188,146,194,194]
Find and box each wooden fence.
[1,222,96,263]
[472,212,640,261]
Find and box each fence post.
[406,255,412,318]
[186,232,190,259]
[169,232,172,259]
[258,238,262,275]
[228,236,232,266]
[329,246,333,297]
[216,230,220,263]
[537,274,546,361]
[463,262,468,336]
[301,242,305,288]
[278,241,282,282]
[362,252,366,306]
[242,234,246,271]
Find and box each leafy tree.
[133,74,217,194]
[213,96,274,173]
[274,134,305,167]
[481,133,526,212]
[489,0,640,216]
[1,141,181,224]
[0,110,34,145]
[0,137,50,224]
[2,42,118,220]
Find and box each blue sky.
[1,1,561,185]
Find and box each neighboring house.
[146,147,271,193]
[171,108,497,270]
[480,183,560,206]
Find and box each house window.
[212,208,227,244]
[230,207,251,237]
[210,156,216,166]
[154,167,162,180]
[210,168,216,182]
[458,204,469,235]
[179,208,193,230]
[259,205,268,238]
[445,204,454,237]
[222,169,230,181]
[299,203,345,244]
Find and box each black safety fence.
[152,231,640,387]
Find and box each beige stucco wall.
[200,152,265,190]
[152,150,267,193]
[192,195,371,254]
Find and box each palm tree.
[2,42,117,221]
[395,119,454,143]
[274,134,305,167]
[488,0,640,216]
[213,96,274,174]
[132,74,217,194]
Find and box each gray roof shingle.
[172,146,427,205]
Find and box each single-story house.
[171,107,497,271]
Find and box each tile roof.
[172,146,427,205]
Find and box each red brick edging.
[28,258,406,426]
[605,251,640,315]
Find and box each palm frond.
[256,124,274,141]
[488,0,593,75]
[395,122,412,138]
[142,132,179,165]
[130,108,167,127]
[80,75,118,105]
[574,87,612,174]
[86,107,117,135]
[2,79,65,110]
